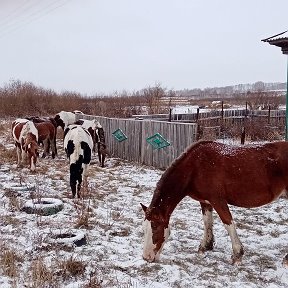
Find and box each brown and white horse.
[26,116,57,158]
[141,140,288,264]
[12,119,39,171]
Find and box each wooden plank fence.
[77,114,198,169]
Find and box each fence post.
[169,108,172,122]
[241,127,246,145]
[196,107,200,122]
[245,101,248,117]
[268,105,271,124]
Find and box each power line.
[0,0,72,40]
[0,0,41,27]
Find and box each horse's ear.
[140,203,147,212]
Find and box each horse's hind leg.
[50,137,57,158]
[15,143,22,167]
[212,200,244,264]
[101,153,105,167]
[42,139,49,158]
[198,202,214,253]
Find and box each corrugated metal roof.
[262,30,288,54]
[262,30,288,42]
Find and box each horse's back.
[180,141,288,207]
[64,125,93,150]
[12,119,37,142]
[35,121,56,140]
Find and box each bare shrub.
[82,270,103,288]
[246,91,282,110]
[0,246,22,279]
[4,191,23,211]
[73,200,94,229]
[29,257,55,288]
[0,144,16,163]
[55,255,86,280]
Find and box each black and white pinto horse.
[54,110,83,131]
[63,124,93,198]
[74,118,108,167]
[74,118,101,151]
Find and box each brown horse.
[141,140,288,264]
[12,119,39,171]
[34,121,57,158]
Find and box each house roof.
[262,30,288,54]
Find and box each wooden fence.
[133,108,286,126]
[77,108,285,168]
[77,114,198,169]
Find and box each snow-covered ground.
[0,120,287,287]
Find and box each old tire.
[22,198,63,216]
[51,229,86,247]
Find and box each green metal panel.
[146,133,170,149]
[112,128,128,142]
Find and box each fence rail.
[77,114,198,169]
[133,108,286,122]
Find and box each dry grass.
[0,246,23,279]
[55,255,86,280]
[29,258,55,288]
[0,143,16,163]
[73,199,95,229]
[82,272,103,288]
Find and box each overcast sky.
[0,0,287,95]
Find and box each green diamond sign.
[112,128,128,142]
[146,133,170,149]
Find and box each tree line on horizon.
[0,79,285,118]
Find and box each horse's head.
[141,203,171,262]
[24,139,38,171]
[54,114,65,130]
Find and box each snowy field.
[0,120,287,287]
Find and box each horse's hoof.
[198,247,205,255]
[198,242,214,254]
[231,255,242,265]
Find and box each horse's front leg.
[212,200,244,264]
[198,202,214,253]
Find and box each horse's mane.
[152,140,212,203]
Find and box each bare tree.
[141,82,166,114]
